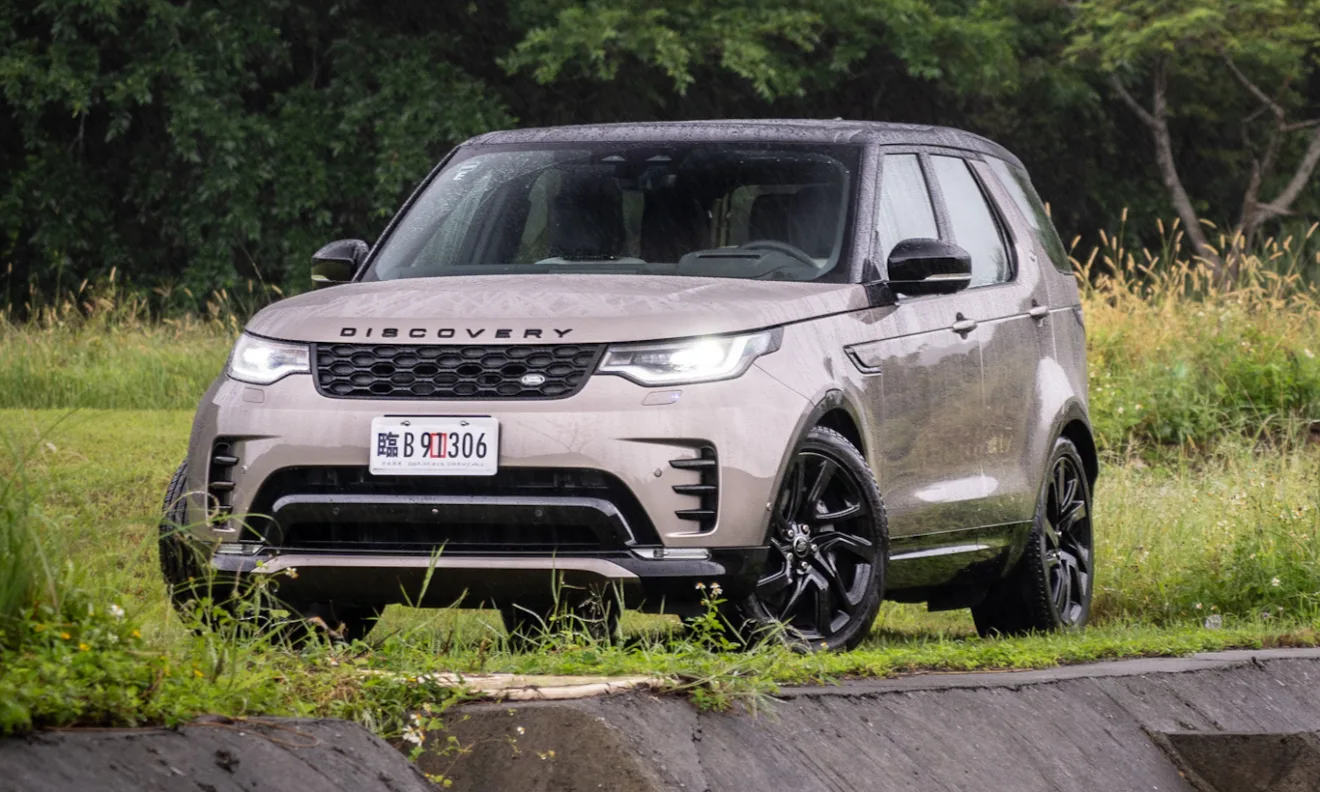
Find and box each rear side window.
[986,157,1070,274]
[876,154,938,270]
[929,156,1011,287]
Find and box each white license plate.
[369,416,500,476]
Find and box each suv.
[160,120,1096,651]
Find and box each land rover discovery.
[159,120,1097,650]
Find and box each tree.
[1068,0,1320,280]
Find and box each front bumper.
[211,547,768,613]
[180,359,807,557]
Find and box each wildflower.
[32,623,45,633]
[1195,603,1202,610]
[1271,577,1282,587]
[109,604,125,620]
[78,643,90,651]
[710,582,723,597]
[402,726,424,746]
[1304,348,1315,359]
[695,582,706,590]
[60,631,71,640]
[193,668,204,678]
[285,568,299,580]
[1117,406,1125,415]
[516,726,526,735]
[131,629,142,639]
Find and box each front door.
[848,152,989,540]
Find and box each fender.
[757,388,869,545]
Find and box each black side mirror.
[886,238,972,296]
[311,239,369,288]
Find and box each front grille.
[313,343,605,400]
[248,466,660,553]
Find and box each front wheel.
[735,426,888,652]
[972,437,1095,637]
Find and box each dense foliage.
[3,0,1320,302]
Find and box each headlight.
[228,333,311,385]
[598,329,781,386]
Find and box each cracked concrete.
[425,648,1320,792]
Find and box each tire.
[499,582,623,652]
[159,461,207,608]
[735,426,888,652]
[972,437,1095,637]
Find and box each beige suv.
[160,120,1096,650]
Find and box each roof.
[467,119,1023,167]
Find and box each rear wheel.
[972,437,1094,637]
[736,426,888,652]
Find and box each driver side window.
[876,154,938,273]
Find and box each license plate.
[369,416,499,476]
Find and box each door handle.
[951,314,978,336]
[1028,305,1049,321]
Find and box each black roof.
[468,119,1022,167]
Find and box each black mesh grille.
[247,466,661,553]
[313,343,605,400]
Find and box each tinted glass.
[930,156,1011,287]
[986,157,1070,274]
[366,144,860,283]
[876,154,938,269]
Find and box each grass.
[1,231,1319,739]
[2,408,1318,736]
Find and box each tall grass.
[1079,223,1320,451]
[0,438,55,644]
[0,272,250,409]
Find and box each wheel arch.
[1060,417,1099,488]
[759,389,872,544]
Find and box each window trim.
[925,152,1019,288]
[872,151,942,281]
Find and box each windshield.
[365,143,860,283]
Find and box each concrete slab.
[426,649,1320,792]
[0,717,433,792]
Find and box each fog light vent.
[670,446,718,532]
[208,440,239,526]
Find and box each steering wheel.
[738,239,817,269]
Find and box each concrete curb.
[426,648,1320,792]
[0,717,433,792]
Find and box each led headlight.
[598,329,781,386]
[228,333,311,385]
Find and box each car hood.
[246,274,867,344]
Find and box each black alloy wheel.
[973,437,1094,637]
[740,426,888,651]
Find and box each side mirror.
[886,238,972,296]
[311,239,369,288]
